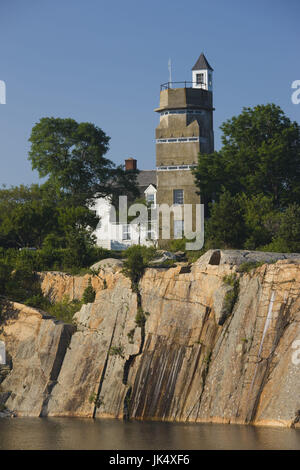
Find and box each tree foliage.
[194,104,300,252]
[82,278,96,304]
[0,184,99,253]
[28,117,139,205]
[193,104,300,207]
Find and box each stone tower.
[155,53,214,241]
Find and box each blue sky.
[0,0,299,186]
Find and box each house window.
[173,189,184,205]
[174,220,184,239]
[146,193,155,204]
[122,224,131,240]
[196,73,204,84]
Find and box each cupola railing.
[160,81,207,91]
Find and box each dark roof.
[192,53,214,71]
[137,170,157,188]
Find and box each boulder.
[90,258,123,273]
[196,249,300,267]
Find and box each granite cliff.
[0,250,299,428]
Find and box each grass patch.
[46,297,83,324]
[223,273,238,287]
[237,261,265,273]
[109,345,125,359]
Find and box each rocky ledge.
[0,250,299,428]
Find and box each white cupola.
[192,53,213,92]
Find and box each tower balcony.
[160,81,207,91]
[155,84,213,113]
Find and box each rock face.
[1,251,300,428]
[0,302,75,416]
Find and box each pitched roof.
[192,53,214,71]
[137,170,157,188]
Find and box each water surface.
[0,418,299,450]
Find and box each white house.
[93,159,158,251]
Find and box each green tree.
[264,204,300,252]
[28,117,139,205]
[239,193,278,250]
[0,181,102,259]
[122,245,155,290]
[205,190,246,249]
[63,229,93,268]
[0,185,59,248]
[193,104,300,207]
[82,278,96,304]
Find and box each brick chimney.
[125,157,137,171]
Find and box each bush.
[5,268,43,304]
[109,345,125,359]
[45,297,82,324]
[122,245,156,289]
[222,274,238,287]
[135,307,149,328]
[237,261,265,273]
[222,274,240,317]
[166,238,187,252]
[127,328,135,344]
[82,278,96,304]
[89,393,103,408]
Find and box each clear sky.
[0,0,299,186]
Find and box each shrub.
[167,238,187,252]
[42,297,82,324]
[109,345,125,359]
[82,278,96,304]
[127,328,135,344]
[222,274,240,317]
[186,249,206,264]
[135,307,149,328]
[237,261,265,273]
[122,245,155,289]
[222,274,238,287]
[89,393,104,409]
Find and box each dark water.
[0,418,299,450]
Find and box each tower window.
[173,189,184,205]
[196,73,204,84]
